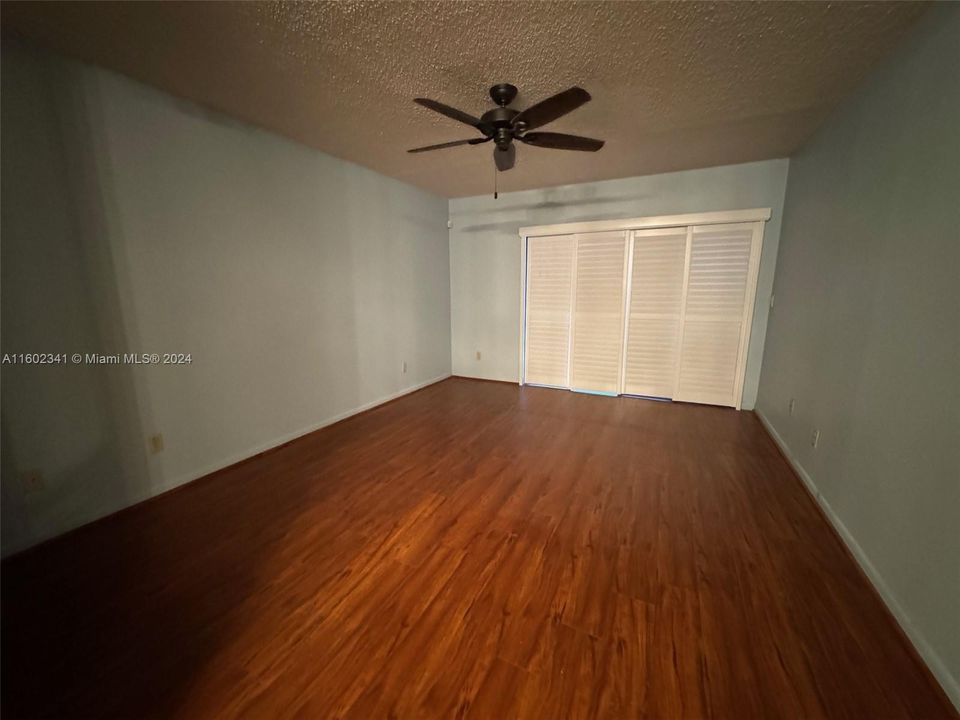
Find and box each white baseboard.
[451,370,518,384]
[157,373,452,496]
[755,409,960,711]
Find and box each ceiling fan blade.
[512,87,591,131]
[494,144,516,171]
[414,98,492,134]
[408,137,491,153]
[520,132,604,151]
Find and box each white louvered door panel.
[524,234,576,387]
[623,228,689,398]
[570,231,628,394]
[675,223,760,407]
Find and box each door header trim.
[518,208,771,238]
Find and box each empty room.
[1,1,958,718]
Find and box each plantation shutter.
[570,231,628,394]
[623,228,689,398]
[524,234,575,387]
[674,223,759,407]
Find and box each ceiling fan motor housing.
[484,84,523,148]
[481,106,520,132]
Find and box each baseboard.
[156,373,452,495]
[451,370,520,384]
[4,374,451,561]
[755,409,960,711]
[451,374,519,386]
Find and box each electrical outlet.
[20,470,45,494]
[149,433,165,454]
[402,360,408,374]
[788,398,796,416]
[810,429,820,449]
[476,350,481,361]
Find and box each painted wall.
[1,42,451,557]
[756,5,960,706]
[448,159,789,409]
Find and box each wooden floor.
[1,378,954,719]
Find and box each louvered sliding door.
[623,228,689,398]
[524,234,576,387]
[523,217,763,408]
[570,232,628,394]
[674,223,760,407]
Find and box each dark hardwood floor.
[1,377,954,719]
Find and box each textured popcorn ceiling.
[3,1,927,198]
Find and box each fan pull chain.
[494,164,498,200]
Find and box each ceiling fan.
[408,83,604,172]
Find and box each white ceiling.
[3,1,928,197]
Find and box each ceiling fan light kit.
[409,83,605,197]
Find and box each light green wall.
[1,41,451,556]
[757,5,960,706]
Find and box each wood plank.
[1,378,955,719]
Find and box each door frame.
[518,208,771,409]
